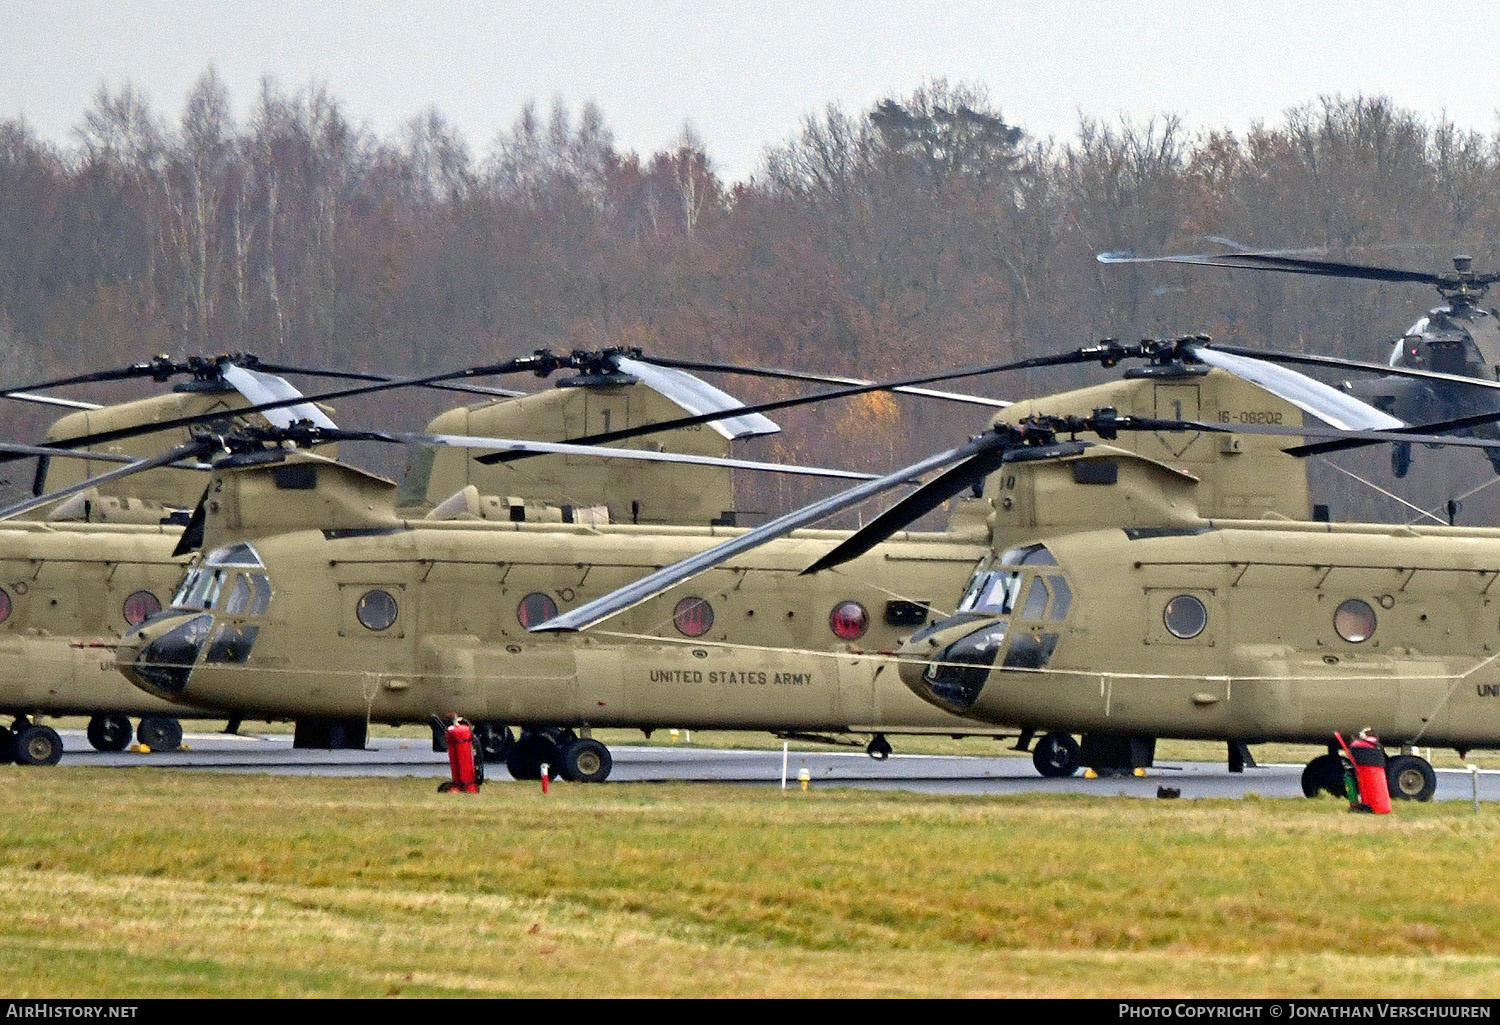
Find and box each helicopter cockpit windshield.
[131,543,272,696]
[1392,310,1496,377]
[904,544,1073,713]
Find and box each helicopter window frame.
[1163,594,1208,640]
[1046,576,1072,621]
[247,574,271,616]
[205,543,265,569]
[1020,577,1050,621]
[517,592,559,630]
[222,575,254,617]
[1334,599,1377,644]
[998,544,1058,567]
[356,589,399,632]
[673,597,715,638]
[122,590,162,627]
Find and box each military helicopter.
[529,335,1500,801]
[0,353,348,762]
[1099,247,1500,478]
[0,350,535,763]
[106,336,1439,785]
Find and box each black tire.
[1301,753,1346,798]
[1032,732,1081,778]
[1392,442,1412,478]
[558,737,612,783]
[86,714,133,753]
[506,730,561,780]
[0,729,13,765]
[136,716,183,752]
[866,734,892,760]
[474,722,514,762]
[1386,753,1437,802]
[13,724,62,766]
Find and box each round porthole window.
[123,590,161,627]
[673,597,714,637]
[516,592,558,629]
[829,600,868,640]
[1334,599,1376,643]
[356,589,399,631]
[1163,594,1207,639]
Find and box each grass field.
[5,768,1500,997]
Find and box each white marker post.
[1470,764,1482,814]
[781,742,789,790]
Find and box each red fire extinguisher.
[439,717,482,794]
[1335,731,1391,814]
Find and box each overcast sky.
[4,1,1499,183]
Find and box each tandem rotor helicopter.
[99,331,1500,798]
[1099,246,1500,478]
[0,350,545,764]
[4,345,1026,769]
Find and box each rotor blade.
[220,364,337,429]
[23,353,555,455]
[491,347,1109,458]
[1098,250,1447,286]
[613,356,781,438]
[532,432,1009,633]
[634,355,1011,409]
[1185,345,1404,430]
[251,361,526,399]
[5,392,102,411]
[799,445,1020,576]
[0,441,201,466]
[1207,343,1500,396]
[1285,406,1500,457]
[0,438,213,522]
[0,361,171,398]
[344,431,883,481]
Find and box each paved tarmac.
[38,728,1500,801]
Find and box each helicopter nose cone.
[119,613,211,698]
[897,616,1007,714]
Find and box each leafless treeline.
[4,72,1500,519]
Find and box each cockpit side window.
[223,574,253,616]
[206,543,264,569]
[1021,577,1050,620]
[998,544,1057,567]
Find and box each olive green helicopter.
[529,336,1500,802]
[14,345,1022,770]
[0,351,539,764]
[105,336,1479,791]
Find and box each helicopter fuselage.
[900,520,1500,750]
[118,518,1000,737]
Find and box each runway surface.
[38,728,1500,801]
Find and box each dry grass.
[3,770,1500,997]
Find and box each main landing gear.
[505,727,614,783]
[6,716,63,766]
[1301,745,1437,802]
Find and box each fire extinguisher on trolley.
[436,715,484,793]
[1336,730,1391,814]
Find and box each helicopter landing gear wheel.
[474,722,514,762]
[1386,754,1437,802]
[86,714,133,753]
[558,737,612,783]
[1032,732,1081,777]
[1301,753,1346,798]
[13,724,62,766]
[1392,442,1412,478]
[866,733,892,760]
[136,716,182,752]
[506,729,561,780]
